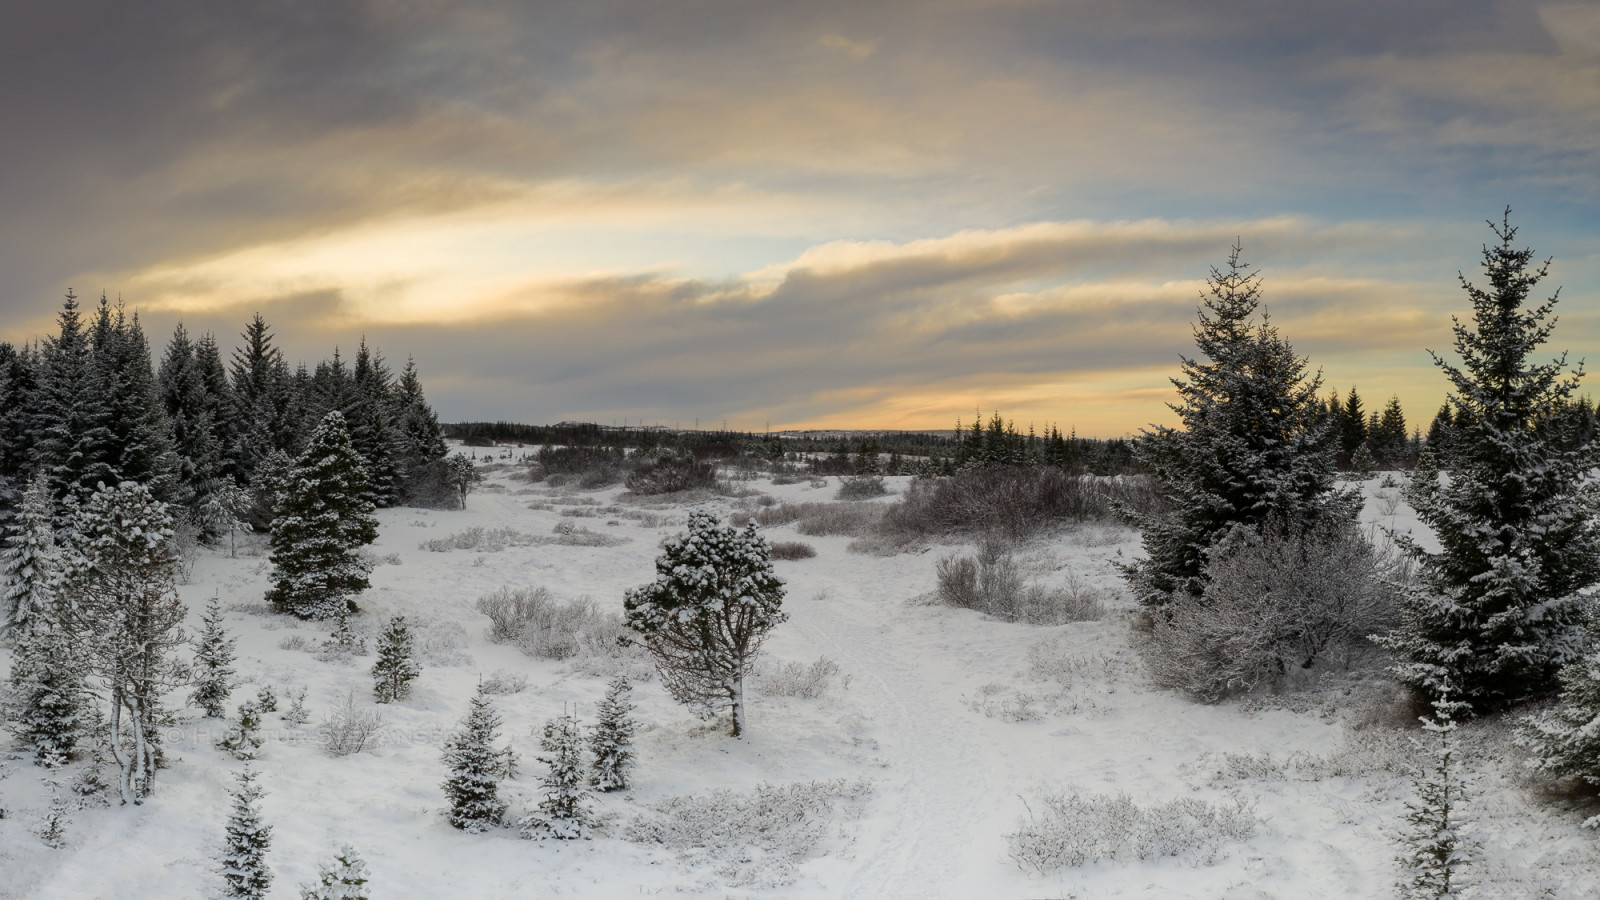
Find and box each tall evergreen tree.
[265,412,378,620]
[91,298,178,501]
[440,685,510,831]
[1371,396,1409,467]
[349,340,400,508]
[220,766,273,900]
[0,341,37,483]
[191,596,237,718]
[1425,404,1455,460]
[229,314,296,482]
[1122,245,1354,611]
[394,355,449,505]
[1340,386,1369,460]
[159,323,224,511]
[528,709,592,840]
[1378,211,1600,710]
[194,332,241,484]
[30,291,112,510]
[5,626,87,766]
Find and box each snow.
[3,463,1598,898]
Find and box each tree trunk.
[107,689,134,806]
[729,670,746,738]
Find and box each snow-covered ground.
[3,461,1598,898]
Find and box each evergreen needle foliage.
[372,614,421,703]
[221,766,273,900]
[1396,696,1476,899]
[527,708,593,840]
[300,844,371,900]
[191,596,237,718]
[440,686,510,831]
[1378,211,1600,711]
[590,674,638,792]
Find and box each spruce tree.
[1341,386,1369,461]
[1515,614,1600,816]
[6,626,86,766]
[1372,395,1409,468]
[265,411,378,620]
[191,596,237,718]
[589,674,637,792]
[229,314,296,482]
[218,700,264,761]
[2,472,58,640]
[0,341,36,481]
[159,323,225,512]
[350,340,400,509]
[30,290,112,510]
[1396,696,1476,899]
[1378,211,1600,710]
[624,511,786,738]
[371,614,420,703]
[394,356,449,505]
[220,766,273,900]
[526,709,592,840]
[440,686,510,831]
[1122,245,1354,611]
[194,331,241,485]
[91,298,178,502]
[300,844,371,900]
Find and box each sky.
[2,0,1598,436]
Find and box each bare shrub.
[546,522,628,547]
[421,526,535,553]
[756,657,842,699]
[835,474,887,500]
[1007,790,1259,872]
[749,501,884,536]
[627,453,718,495]
[277,634,312,652]
[882,468,1164,542]
[479,670,529,695]
[536,445,623,486]
[410,615,473,666]
[935,542,1105,625]
[322,689,384,757]
[965,683,1044,722]
[475,586,637,666]
[623,779,872,888]
[1140,518,1399,702]
[768,541,817,560]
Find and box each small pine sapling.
[255,685,277,713]
[371,615,421,703]
[440,686,510,831]
[218,701,265,761]
[283,687,311,725]
[300,844,371,900]
[524,708,592,840]
[590,675,637,792]
[1515,615,1600,819]
[1397,695,1477,899]
[37,784,71,849]
[191,596,238,718]
[6,627,87,766]
[220,766,273,900]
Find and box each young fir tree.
[30,290,112,510]
[217,700,265,761]
[158,322,225,513]
[1396,695,1476,899]
[371,614,420,703]
[1371,395,1410,468]
[1121,245,1354,611]
[349,340,401,509]
[526,709,592,840]
[440,685,510,831]
[393,355,450,505]
[255,684,277,712]
[300,844,371,900]
[589,674,637,792]
[220,766,273,900]
[37,783,72,849]
[229,314,296,483]
[55,481,188,803]
[6,626,86,766]
[2,472,58,640]
[624,511,787,738]
[90,298,179,502]
[1378,211,1600,711]
[191,596,237,718]
[265,411,378,620]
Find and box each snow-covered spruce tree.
[191,595,237,718]
[623,511,787,738]
[440,685,510,831]
[1515,613,1600,814]
[265,411,378,620]
[6,626,87,766]
[1376,211,1600,711]
[371,614,420,703]
[29,290,113,510]
[300,844,371,900]
[446,452,481,509]
[229,313,297,483]
[1396,695,1476,899]
[38,783,72,849]
[158,322,226,513]
[589,674,637,792]
[196,481,253,556]
[524,709,592,840]
[1,472,58,640]
[1121,244,1353,612]
[218,700,264,761]
[90,297,179,503]
[349,340,401,509]
[220,766,273,900]
[55,481,188,803]
[393,355,450,506]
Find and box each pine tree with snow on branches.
[300,844,371,900]
[218,700,265,761]
[1515,611,1600,822]
[6,626,86,766]
[440,685,510,831]
[1396,694,1476,899]
[590,674,637,792]
[372,614,420,703]
[220,766,273,899]
[266,411,378,620]
[1,472,58,640]
[191,595,237,718]
[524,708,592,840]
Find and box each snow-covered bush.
[474,586,631,663]
[37,787,71,849]
[478,670,528,695]
[626,453,717,495]
[835,474,887,501]
[218,700,265,760]
[420,527,537,553]
[623,779,872,887]
[1007,789,1259,872]
[750,502,884,537]
[322,690,383,758]
[767,540,816,560]
[1515,625,1600,812]
[882,467,1148,542]
[756,656,842,700]
[935,542,1105,625]
[1141,518,1397,702]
